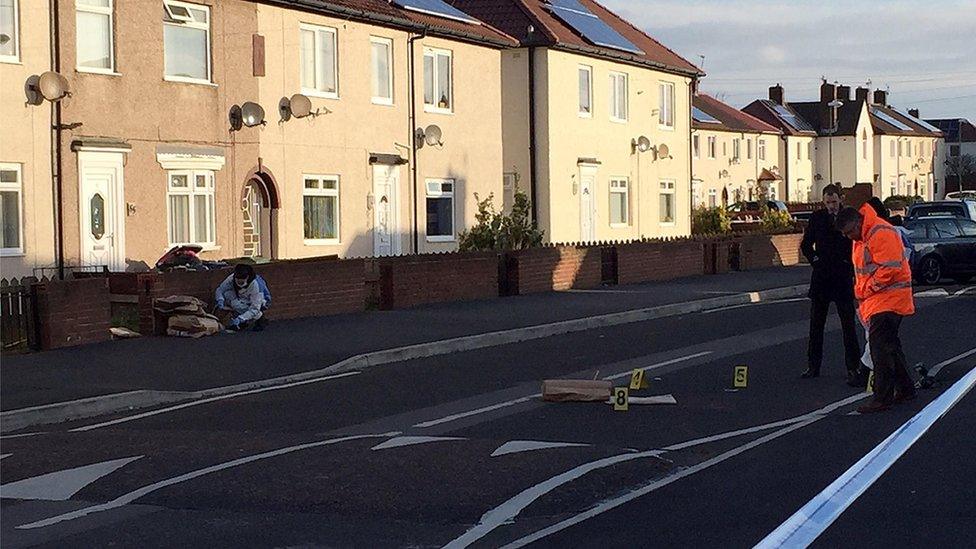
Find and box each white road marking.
[0,456,142,501]
[701,298,807,314]
[444,450,664,548]
[0,454,11,460]
[926,347,976,377]
[490,440,590,457]
[950,286,976,298]
[914,288,950,298]
[501,419,819,548]
[71,371,361,432]
[0,432,46,439]
[413,352,712,430]
[16,432,398,530]
[756,363,976,548]
[369,436,465,451]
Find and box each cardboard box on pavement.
[542,379,612,402]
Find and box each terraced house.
[690,94,782,208]
[0,0,513,276]
[456,0,702,242]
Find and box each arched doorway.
[242,168,280,259]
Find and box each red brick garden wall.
[616,240,704,285]
[507,246,602,294]
[737,233,803,270]
[33,277,111,350]
[378,252,498,309]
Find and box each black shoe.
[801,368,820,379]
[847,369,869,388]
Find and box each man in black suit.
[800,184,864,386]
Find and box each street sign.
[734,366,748,388]
[629,369,649,390]
[613,387,629,411]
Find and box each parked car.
[944,191,976,201]
[905,216,976,284]
[907,200,976,222]
[727,200,789,222]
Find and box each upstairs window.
[758,139,766,161]
[609,72,628,122]
[578,65,592,117]
[0,0,18,62]
[370,36,393,104]
[746,139,752,160]
[707,136,716,158]
[163,1,211,83]
[424,47,452,113]
[692,135,700,158]
[301,24,338,97]
[733,139,741,161]
[76,0,114,72]
[658,81,674,128]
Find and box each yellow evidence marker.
[866,370,874,394]
[629,369,650,390]
[733,365,748,388]
[613,387,629,411]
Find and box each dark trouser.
[807,297,861,373]
[869,312,915,404]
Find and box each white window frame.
[659,179,676,225]
[898,140,903,157]
[302,174,341,245]
[861,130,868,160]
[0,162,24,256]
[758,139,766,161]
[609,177,629,227]
[609,71,628,123]
[708,188,717,209]
[425,178,456,242]
[692,134,700,158]
[369,36,393,106]
[423,47,453,114]
[300,23,339,99]
[75,0,115,74]
[163,1,212,85]
[578,64,593,118]
[732,138,741,162]
[746,138,753,160]
[797,142,802,160]
[658,81,675,129]
[707,136,716,159]
[166,169,216,248]
[0,0,19,63]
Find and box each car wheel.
[917,256,942,285]
[952,275,973,284]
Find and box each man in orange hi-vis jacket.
[836,204,917,414]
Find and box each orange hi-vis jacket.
[852,204,915,322]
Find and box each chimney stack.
[837,85,852,102]
[873,89,888,106]
[909,108,920,119]
[769,84,785,105]
[820,82,837,104]
[856,87,870,104]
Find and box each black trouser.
[868,312,915,404]
[807,297,861,373]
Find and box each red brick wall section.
[509,246,602,294]
[378,253,499,310]
[33,277,111,350]
[737,233,803,270]
[616,240,704,285]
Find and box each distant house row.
[0,0,948,279]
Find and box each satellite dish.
[424,125,443,146]
[229,105,244,131]
[657,143,670,159]
[634,136,651,153]
[289,94,313,118]
[241,102,265,127]
[24,75,43,105]
[37,71,70,102]
[277,97,292,122]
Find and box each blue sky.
[603,0,976,121]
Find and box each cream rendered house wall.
[537,48,692,242]
[500,48,531,212]
[691,129,782,206]
[874,135,939,199]
[0,0,55,279]
[812,103,873,194]
[256,6,504,258]
[782,136,815,202]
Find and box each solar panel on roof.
[896,109,941,133]
[391,0,480,24]
[871,107,914,132]
[545,1,644,54]
[692,107,721,124]
[770,103,815,132]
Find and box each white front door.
[79,151,125,271]
[579,166,597,242]
[373,164,400,257]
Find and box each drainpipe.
[782,135,790,201]
[527,47,538,223]
[408,29,427,254]
[50,0,65,279]
[687,79,694,225]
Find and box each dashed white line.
[370,436,465,451]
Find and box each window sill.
[371,98,394,106]
[610,117,628,124]
[0,58,23,65]
[578,112,593,119]
[426,236,455,243]
[166,244,220,252]
[424,106,454,115]
[304,239,340,246]
[0,249,25,257]
[164,76,217,87]
[77,67,121,76]
[303,89,340,100]
[659,222,676,227]
[609,223,629,229]
[659,125,676,132]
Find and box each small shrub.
[692,206,731,235]
[759,204,795,232]
[458,190,544,251]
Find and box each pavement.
[1,271,974,548]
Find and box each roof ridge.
[584,0,702,75]
[696,93,781,133]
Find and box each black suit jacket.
[801,209,855,302]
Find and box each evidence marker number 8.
[613,387,629,411]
